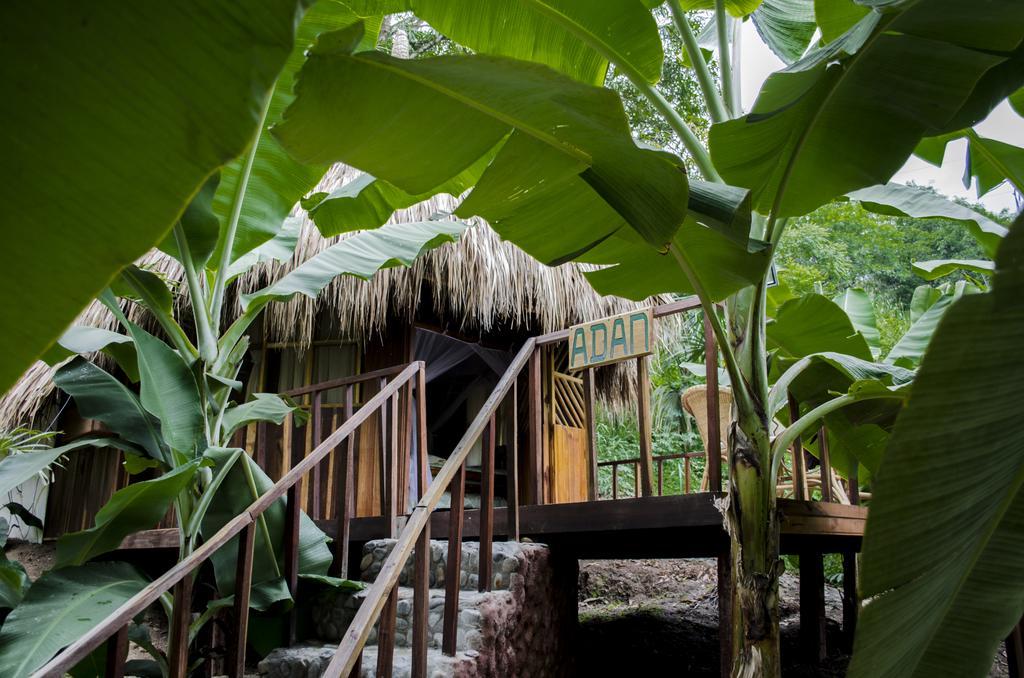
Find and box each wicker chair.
[680,385,732,491]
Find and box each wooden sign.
[567,309,655,370]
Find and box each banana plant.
[268,1,1024,674]
[0,4,471,675]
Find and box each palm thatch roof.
[1,164,668,431]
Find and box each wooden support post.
[819,426,833,503]
[704,314,722,491]
[256,420,268,471]
[284,484,301,646]
[168,573,193,678]
[636,356,654,497]
[388,393,400,536]
[104,625,128,678]
[403,380,414,513]
[583,369,598,501]
[412,523,431,678]
[442,465,466,655]
[312,391,323,518]
[479,415,495,592]
[508,380,520,542]
[842,552,858,653]
[331,385,355,578]
[799,551,827,664]
[718,554,733,678]
[848,463,860,506]
[379,377,389,520]
[788,395,808,500]
[528,348,544,505]
[376,588,397,678]
[1007,617,1024,678]
[417,366,429,498]
[227,523,255,677]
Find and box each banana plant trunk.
[724,290,782,677]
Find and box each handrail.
[33,361,424,678]
[325,338,537,677]
[280,363,409,398]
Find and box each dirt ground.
[577,558,1012,678]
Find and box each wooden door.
[547,345,590,503]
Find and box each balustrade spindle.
[283,483,301,645]
[330,385,355,578]
[104,625,128,678]
[227,522,256,677]
[168,574,193,677]
[412,525,431,678]
[508,380,520,541]
[442,465,465,655]
[375,588,397,678]
[479,414,496,592]
[312,391,323,518]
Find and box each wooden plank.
[819,426,833,503]
[718,555,733,678]
[388,392,400,536]
[284,484,301,645]
[583,369,598,502]
[567,308,654,370]
[312,391,323,518]
[442,465,465,655]
[412,524,430,678]
[104,625,128,678]
[403,380,414,513]
[168,573,193,677]
[636,356,654,497]
[280,363,409,398]
[528,346,544,505]
[376,588,397,678]
[227,523,255,678]
[330,385,355,578]
[508,379,520,542]
[479,415,495,592]
[379,378,389,522]
[799,551,827,664]
[416,365,429,498]
[788,395,808,500]
[842,552,858,653]
[703,314,722,492]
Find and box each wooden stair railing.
[32,361,426,678]
[324,338,537,678]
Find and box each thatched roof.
[1,165,667,431]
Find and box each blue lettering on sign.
[609,318,628,357]
[590,324,608,361]
[570,328,588,367]
[629,312,650,353]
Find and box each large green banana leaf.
[41,327,139,383]
[305,150,498,236]
[813,0,867,44]
[0,0,308,396]
[912,259,995,281]
[0,562,149,678]
[210,1,382,268]
[848,182,1007,258]
[849,213,1024,678]
[751,0,816,65]
[885,282,979,368]
[0,518,30,610]
[678,0,762,17]
[201,450,332,610]
[56,460,202,568]
[53,360,169,465]
[359,0,664,86]
[273,23,688,249]
[833,288,881,357]
[120,320,205,457]
[220,394,307,439]
[0,438,144,499]
[767,294,873,361]
[916,129,1024,198]
[710,1,1024,219]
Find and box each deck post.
[788,395,808,500]
[799,551,827,664]
[842,552,858,652]
[718,553,733,678]
[636,356,654,497]
[819,426,833,503]
[583,368,598,501]
[703,313,722,491]
[528,347,544,505]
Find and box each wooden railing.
[324,338,536,678]
[32,362,426,678]
[598,451,705,498]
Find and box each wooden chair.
[680,385,732,491]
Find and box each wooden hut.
[0,165,667,539]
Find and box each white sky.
[738,22,1023,215]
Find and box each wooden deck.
[118,493,865,558]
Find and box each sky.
[738,22,1023,215]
